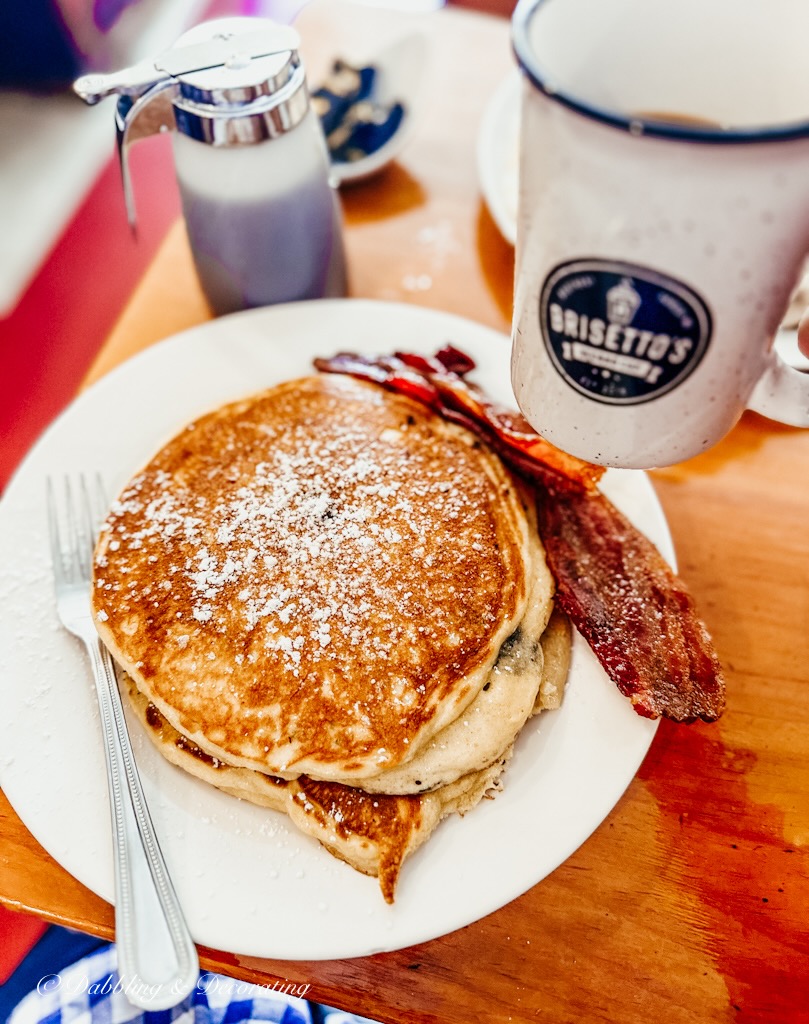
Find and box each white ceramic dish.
[477,69,521,246]
[327,31,429,185]
[0,299,667,961]
[774,328,809,371]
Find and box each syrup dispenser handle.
[74,59,170,105]
[114,82,177,230]
[75,55,176,232]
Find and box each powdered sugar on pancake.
[93,376,532,782]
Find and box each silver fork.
[47,475,198,1009]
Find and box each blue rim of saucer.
[511,0,809,144]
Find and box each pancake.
[122,606,568,900]
[534,607,572,714]
[123,672,512,904]
[94,373,572,899]
[353,544,556,794]
[93,375,538,783]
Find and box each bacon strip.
[315,346,725,722]
[536,486,725,721]
[314,348,604,497]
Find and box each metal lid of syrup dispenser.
[170,20,309,145]
[73,18,309,224]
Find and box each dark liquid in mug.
[634,111,722,129]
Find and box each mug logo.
[540,259,712,405]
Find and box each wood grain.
[2,4,808,1022]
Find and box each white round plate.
[0,299,668,961]
[477,69,521,246]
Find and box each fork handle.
[86,636,199,1009]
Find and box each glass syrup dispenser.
[75,17,347,315]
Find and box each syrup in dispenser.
[74,18,347,315]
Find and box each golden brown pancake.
[122,606,568,900]
[352,542,556,794]
[93,375,535,783]
[123,673,511,903]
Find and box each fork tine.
[49,474,106,587]
[79,474,98,576]
[63,477,83,583]
[92,472,109,530]
[46,476,66,588]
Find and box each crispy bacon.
[315,346,726,722]
[314,348,604,497]
[536,487,725,721]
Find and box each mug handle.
[747,350,809,426]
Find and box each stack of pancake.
[92,374,570,902]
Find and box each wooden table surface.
[2,3,809,1022]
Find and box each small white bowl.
[327,30,430,185]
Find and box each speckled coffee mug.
[511,0,809,468]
